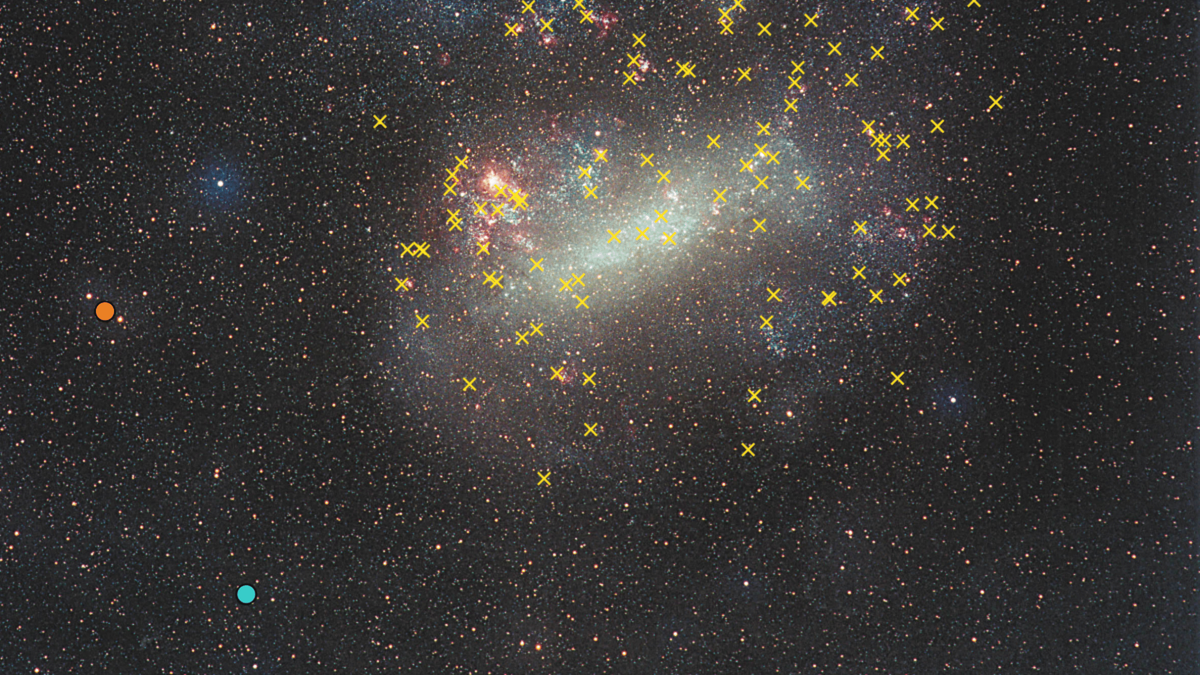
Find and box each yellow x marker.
[657,170,671,184]
[741,442,755,456]
[462,377,477,391]
[636,226,650,241]
[675,61,696,78]
[473,202,487,215]
[854,220,868,234]
[655,209,668,223]
[754,219,767,233]
[876,148,891,162]
[905,7,919,20]
[845,73,859,87]
[735,159,753,174]
[747,389,762,402]
[720,20,733,35]
[522,0,535,12]
[765,150,780,164]
[757,22,771,36]
[766,287,781,301]
[551,366,565,381]
[633,33,646,47]
[454,154,469,171]
[890,371,905,386]
[784,98,798,112]
[583,371,596,386]
[756,121,771,136]
[640,153,655,167]
[505,22,519,36]
[853,266,866,279]
[416,313,429,330]
[931,16,944,31]
[892,272,908,287]
[804,12,818,27]
[941,225,956,239]
[530,258,544,272]
[931,119,944,133]
[476,241,490,256]
[585,423,598,436]
[579,9,594,23]
[754,142,769,157]
[896,134,910,148]
[989,95,1004,111]
[707,134,721,148]
[395,277,410,291]
[483,271,505,289]
[584,185,597,199]
[713,188,727,204]
[788,75,803,90]
[515,330,530,345]
[444,183,458,196]
[925,195,939,210]
[574,294,589,308]
[529,322,544,336]
[510,190,529,210]
[754,175,769,190]
[493,184,508,199]
[594,148,608,162]
[760,315,773,329]
[969,0,979,5]
[870,289,883,303]
[623,71,638,86]
[662,232,677,245]
[718,7,733,23]
[903,198,919,212]
[827,41,842,56]
[626,53,642,68]
[538,471,551,486]
[447,208,462,224]
[539,17,554,32]
[491,203,505,217]
[822,291,837,306]
[795,175,810,190]
[579,165,593,179]
[373,114,387,128]
[737,67,752,82]
[791,60,806,75]
[607,229,622,243]
[732,0,745,10]
[871,46,884,60]
[571,272,585,288]
[923,223,938,238]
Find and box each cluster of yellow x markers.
[381,1,1001,483]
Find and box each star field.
[0,1,1195,673]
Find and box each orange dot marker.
[95,302,115,322]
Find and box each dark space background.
[1,1,1196,673]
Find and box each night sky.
[2,1,1197,673]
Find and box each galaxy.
[2,1,1196,672]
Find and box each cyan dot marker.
[237,584,256,604]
